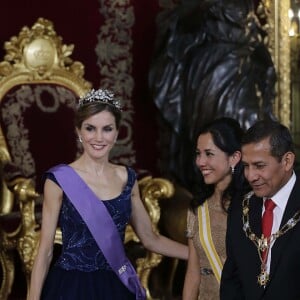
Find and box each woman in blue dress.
[28,88,188,300]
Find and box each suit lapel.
[269,176,300,278]
[248,194,266,299]
[245,177,300,298]
[249,194,263,237]
[280,178,300,227]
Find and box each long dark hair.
[190,117,247,211]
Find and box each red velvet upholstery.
[0,84,80,193]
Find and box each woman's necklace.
[242,191,300,287]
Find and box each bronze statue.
[149,0,276,192]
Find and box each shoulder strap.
[49,164,146,300]
[198,201,223,283]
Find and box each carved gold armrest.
[0,147,14,214]
[128,176,174,300]
[5,177,40,273]
[138,176,174,227]
[8,177,38,199]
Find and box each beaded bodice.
[46,167,136,272]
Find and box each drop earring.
[231,165,235,174]
[78,136,82,143]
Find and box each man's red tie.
[261,199,276,261]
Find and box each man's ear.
[282,151,295,171]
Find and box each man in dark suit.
[220,120,300,300]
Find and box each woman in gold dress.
[183,118,248,300]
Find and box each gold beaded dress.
[186,200,227,300]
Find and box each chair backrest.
[0,18,92,207]
[0,18,172,300]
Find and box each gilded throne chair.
[0,17,91,299]
[0,18,174,300]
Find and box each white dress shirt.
[262,172,296,273]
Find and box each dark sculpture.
[149,0,277,192]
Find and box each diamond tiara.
[78,88,123,110]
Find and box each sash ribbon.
[50,164,146,300]
[198,201,223,283]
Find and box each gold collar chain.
[242,191,300,287]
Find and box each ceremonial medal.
[242,192,300,287]
[257,268,269,287]
[257,236,268,252]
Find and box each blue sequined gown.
[41,167,136,300]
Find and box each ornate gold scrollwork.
[0,18,91,300]
[259,0,291,127]
[96,0,136,165]
[125,176,174,300]
[0,17,91,96]
[0,250,14,299]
